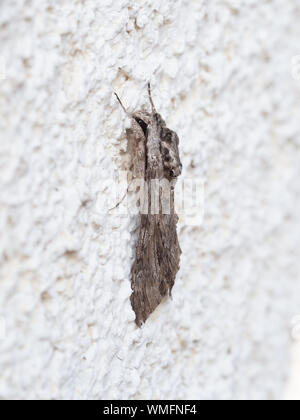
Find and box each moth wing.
[127,117,148,180]
[131,214,181,326]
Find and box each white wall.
[1,0,300,400]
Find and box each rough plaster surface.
[0,0,300,400]
[285,342,300,400]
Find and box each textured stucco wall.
[1,0,300,400]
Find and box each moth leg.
[147,82,156,114]
[108,179,135,212]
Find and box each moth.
[115,83,182,326]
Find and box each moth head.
[161,129,182,179]
[134,117,148,136]
[132,111,151,137]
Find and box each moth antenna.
[114,92,129,116]
[147,82,156,114]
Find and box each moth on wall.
[115,83,182,326]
